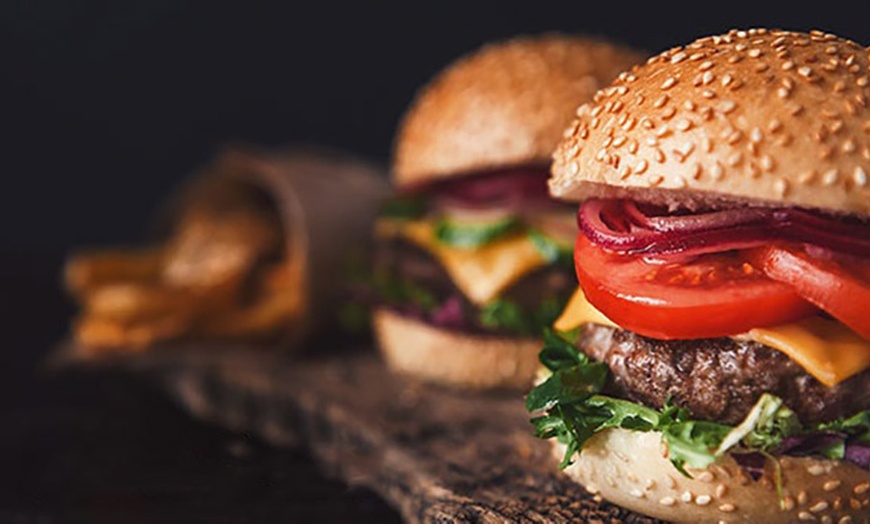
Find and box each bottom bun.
[556,428,870,523]
[372,308,541,390]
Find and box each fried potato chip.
[84,283,197,323]
[64,249,163,297]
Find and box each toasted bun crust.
[394,34,645,188]
[556,429,870,523]
[372,308,541,390]
[550,28,870,217]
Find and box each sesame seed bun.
[550,28,870,217]
[394,34,645,189]
[555,429,870,523]
[372,308,542,390]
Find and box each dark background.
[4,1,870,257]
[1,2,868,522]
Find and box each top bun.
[550,29,870,217]
[393,34,645,188]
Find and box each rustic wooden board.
[58,344,660,524]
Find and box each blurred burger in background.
[528,28,870,523]
[371,34,644,389]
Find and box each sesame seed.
[568,161,580,176]
[718,503,736,513]
[653,95,669,108]
[680,491,693,503]
[630,488,645,498]
[774,178,789,196]
[798,511,816,521]
[671,51,688,64]
[659,496,676,506]
[702,89,717,98]
[727,130,744,144]
[831,120,845,133]
[622,117,637,132]
[849,498,861,509]
[855,482,870,495]
[611,100,624,113]
[690,163,702,179]
[683,100,697,111]
[627,140,638,154]
[654,148,666,162]
[854,166,868,186]
[661,77,677,90]
[702,137,713,152]
[727,152,742,166]
[788,103,805,116]
[843,139,857,153]
[603,136,613,147]
[695,495,712,506]
[719,100,737,113]
[783,60,795,70]
[715,484,727,497]
[655,126,671,138]
[760,155,774,171]
[665,476,676,489]
[748,48,762,58]
[676,119,693,131]
[783,496,796,511]
[711,162,724,180]
[778,87,791,98]
[809,501,829,513]
[634,159,648,174]
[822,169,840,185]
[798,66,813,77]
[591,105,604,117]
[799,491,810,505]
[721,74,734,86]
[838,516,853,524]
[618,165,632,180]
[823,480,842,492]
[750,128,763,143]
[857,76,869,87]
[661,106,677,120]
[768,119,783,133]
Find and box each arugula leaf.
[818,410,870,440]
[528,228,573,265]
[434,216,521,248]
[380,196,427,220]
[662,421,731,475]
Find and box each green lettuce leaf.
[434,216,521,248]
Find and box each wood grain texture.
[60,345,660,524]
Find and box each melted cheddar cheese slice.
[555,286,870,387]
[375,218,549,305]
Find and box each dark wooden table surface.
[0,256,402,523]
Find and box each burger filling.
[369,169,577,337]
[528,198,870,478]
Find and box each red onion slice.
[578,198,870,258]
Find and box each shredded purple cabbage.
[731,452,766,480]
[429,296,465,328]
[779,431,845,456]
[845,441,870,469]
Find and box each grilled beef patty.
[579,323,870,425]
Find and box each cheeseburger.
[527,29,870,523]
[372,35,644,389]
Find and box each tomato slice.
[749,245,870,340]
[574,234,817,339]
